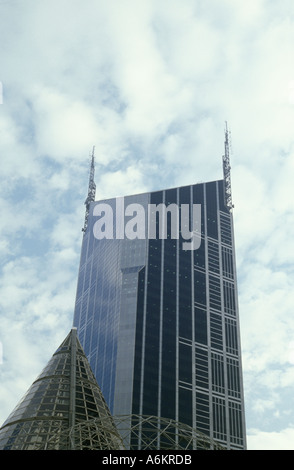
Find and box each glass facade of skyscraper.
[73,179,246,450]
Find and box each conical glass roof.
[0,328,124,450]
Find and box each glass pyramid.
[0,328,124,450]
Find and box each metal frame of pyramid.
[0,328,123,450]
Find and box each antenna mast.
[82,147,96,232]
[222,122,234,211]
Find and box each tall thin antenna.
[82,146,96,232]
[222,122,234,211]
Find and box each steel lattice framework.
[222,122,234,211]
[82,147,96,232]
[36,414,226,450]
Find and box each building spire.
[82,146,96,232]
[222,122,234,211]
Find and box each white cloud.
[97,165,149,200]
[0,0,294,448]
[31,87,100,159]
[247,427,294,450]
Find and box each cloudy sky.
[0,0,294,450]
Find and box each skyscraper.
[73,130,246,450]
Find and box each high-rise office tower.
[73,130,246,450]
